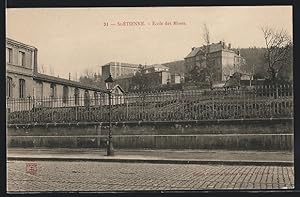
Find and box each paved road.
[7,160,294,192]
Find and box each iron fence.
[7,84,293,124]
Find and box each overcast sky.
[6,6,292,79]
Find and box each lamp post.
[105,74,114,156]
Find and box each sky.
[6,6,292,80]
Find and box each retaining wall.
[7,119,294,151]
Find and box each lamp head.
[105,74,114,90]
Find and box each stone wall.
[7,119,294,151]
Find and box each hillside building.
[184,41,246,82]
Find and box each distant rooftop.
[147,64,169,70]
[34,73,106,92]
[103,62,141,68]
[185,41,236,59]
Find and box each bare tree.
[202,23,215,89]
[261,26,292,83]
[202,23,210,46]
[49,65,55,75]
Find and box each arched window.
[94,91,98,105]
[62,86,69,103]
[19,79,25,98]
[7,77,13,98]
[84,90,90,107]
[74,88,79,105]
[50,83,57,98]
[19,51,25,67]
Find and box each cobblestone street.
[7,160,294,192]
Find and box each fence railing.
[6,85,293,124]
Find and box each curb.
[7,156,294,166]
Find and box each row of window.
[63,87,99,105]
[6,77,25,98]
[6,77,101,103]
[6,47,26,66]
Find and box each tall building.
[101,62,141,80]
[184,41,245,82]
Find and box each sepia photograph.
[6,6,293,192]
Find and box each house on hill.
[184,41,246,83]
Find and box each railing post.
[211,91,214,119]
[75,104,78,121]
[126,97,129,121]
[28,96,31,123]
[32,96,35,122]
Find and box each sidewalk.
[7,148,294,166]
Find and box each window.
[7,77,13,98]
[74,88,79,105]
[19,79,25,98]
[62,86,69,103]
[84,90,90,107]
[6,48,12,63]
[50,83,57,98]
[19,51,25,66]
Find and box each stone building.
[6,38,125,111]
[162,60,185,82]
[142,64,169,73]
[101,62,142,80]
[6,38,37,100]
[142,70,171,89]
[184,41,246,82]
[115,64,174,92]
[114,74,134,93]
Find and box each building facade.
[101,62,142,80]
[142,64,169,74]
[6,38,123,111]
[184,41,246,82]
[6,38,37,100]
[115,64,175,92]
[162,60,185,82]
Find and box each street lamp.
[105,74,114,156]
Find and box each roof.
[185,47,204,59]
[33,73,106,92]
[185,42,227,59]
[112,84,125,94]
[103,62,140,68]
[6,37,38,50]
[148,64,169,70]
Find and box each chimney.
[69,73,71,80]
[222,41,225,49]
[191,47,195,51]
[228,43,231,49]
